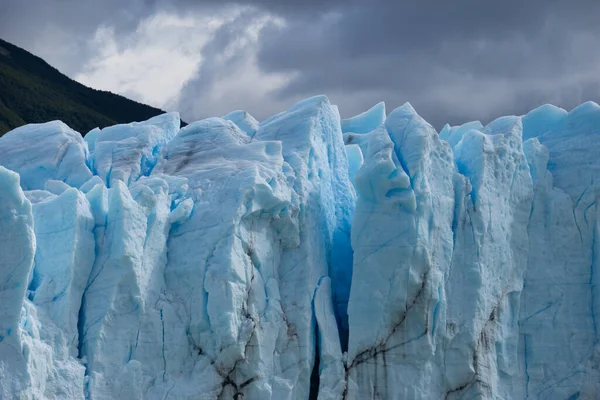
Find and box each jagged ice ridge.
[0,95,599,399]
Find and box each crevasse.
[0,96,599,399]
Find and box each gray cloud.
[0,0,164,74]
[176,9,264,117]
[2,0,600,127]
[252,0,600,126]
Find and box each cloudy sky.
[1,0,599,128]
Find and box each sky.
[1,0,599,128]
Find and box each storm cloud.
[1,0,599,127]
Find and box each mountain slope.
[0,38,173,137]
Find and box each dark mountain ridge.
[0,38,179,137]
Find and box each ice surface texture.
[0,96,599,399]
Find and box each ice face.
[223,110,260,137]
[252,95,355,398]
[0,121,92,190]
[516,102,600,398]
[341,102,386,134]
[0,167,36,398]
[88,112,180,187]
[1,97,600,399]
[345,102,456,398]
[344,144,363,186]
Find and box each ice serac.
[0,167,36,399]
[445,116,533,399]
[254,95,355,398]
[341,102,386,134]
[517,102,600,398]
[77,181,143,398]
[313,277,345,400]
[148,117,293,399]
[518,137,589,398]
[521,104,567,141]
[346,103,455,399]
[88,112,180,187]
[345,104,535,399]
[27,188,96,399]
[439,120,484,149]
[29,188,95,357]
[0,167,91,400]
[2,97,600,399]
[0,121,93,190]
[223,110,260,137]
[344,144,363,186]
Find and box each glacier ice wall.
[0,96,600,399]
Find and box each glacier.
[0,95,599,399]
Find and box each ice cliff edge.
[0,95,599,399]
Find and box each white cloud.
[75,11,231,109]
[74,8,297,121]
[176,13,297,121]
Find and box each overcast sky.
[1,0,599,128]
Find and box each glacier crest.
[0,98,599,399]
